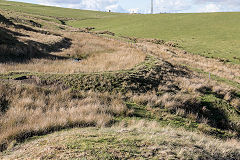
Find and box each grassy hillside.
[0,0,118,19]
[0,1,240,159]
[1,0,240,63]
[68,12,240,64]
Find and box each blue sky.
[10,0,240,13]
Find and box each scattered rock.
[165,49,177,55]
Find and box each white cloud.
[9,0,240,13]
[152,0,240,13]
[197,4,221,12]
[35,0,125,12]
[154,0,192,13]
[193,0,240,12]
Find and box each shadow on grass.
[0,14,72,63]
[196,86,239,133]
[0,94,9,113]
[0,14,14,25]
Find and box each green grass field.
[1,0,240,63]
[68,13,240,64]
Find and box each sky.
[10,0,240,13]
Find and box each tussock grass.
[0,83,127,151]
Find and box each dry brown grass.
[63,33,146,72]
[0,83,128,151]
[130,90,200,113]
[176,76,240,114]
[0,47,145,73]
[0,22,146,73]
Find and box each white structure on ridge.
[151,0,153,14]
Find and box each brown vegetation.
[0,83,128,151]
[0,29,145,73]
[0,11,145,73]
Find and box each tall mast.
[151,0,153,14]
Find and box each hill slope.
[1,1,240,63]
[68,12,240,64]
[0,1,240,159]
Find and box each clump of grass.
[0,83,128,151]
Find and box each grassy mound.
[1,122,240,159]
